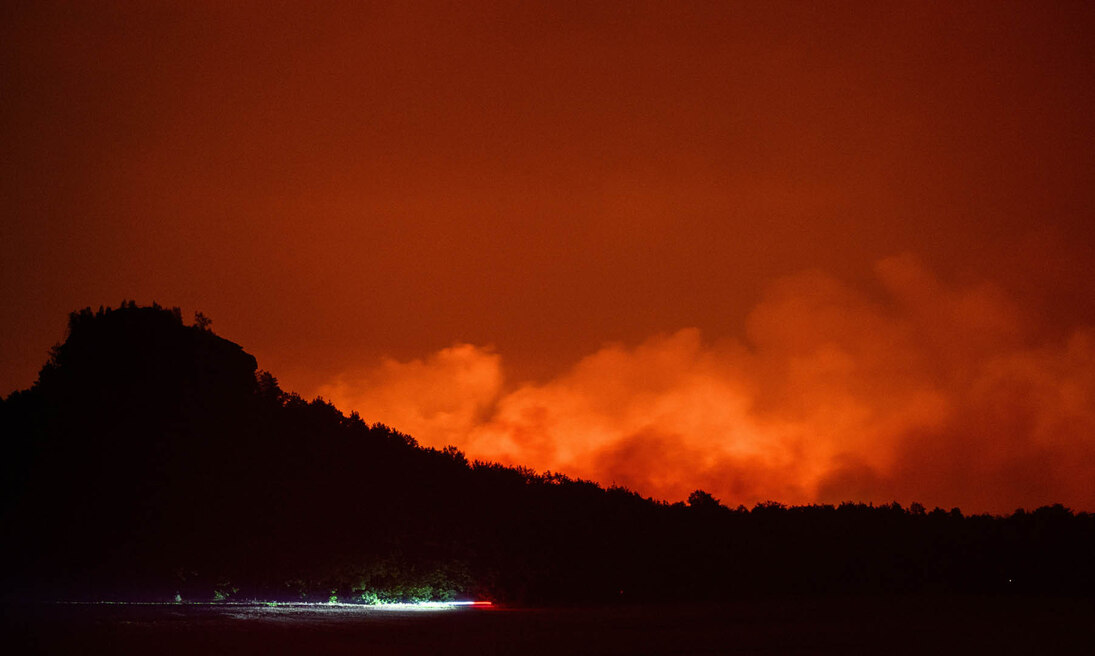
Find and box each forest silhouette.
[2,303,1093,603]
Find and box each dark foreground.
[3,596,1093,655]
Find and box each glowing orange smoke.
[319,255,1095,514]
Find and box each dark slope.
[2,304,1093,602]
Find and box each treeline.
[2,303,1093,603]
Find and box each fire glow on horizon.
[319,256,1095,515]
[3,2,1094,517]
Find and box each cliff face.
[34,303,258,420]
[2,304,264,598]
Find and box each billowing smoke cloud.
[318,343,503,449]
[318,255,1095,513]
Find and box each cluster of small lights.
[59,600,493,611]
[364,601,493,611]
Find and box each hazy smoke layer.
[319,255,1095,513]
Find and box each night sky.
[3,2,1094,513]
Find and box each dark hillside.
[2,304,1093,603]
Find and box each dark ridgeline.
[1,303,1093,604]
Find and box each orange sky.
[3,2,1094,512]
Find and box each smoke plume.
[319,255,1095,513]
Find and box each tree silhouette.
[194,311,212,331]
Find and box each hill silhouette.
[2,303,1093,603]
